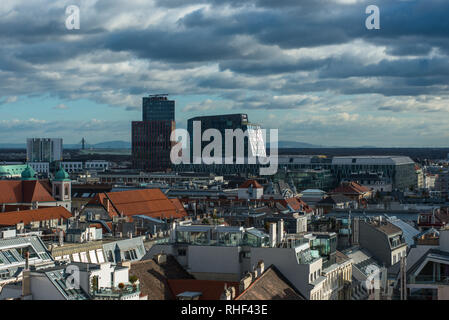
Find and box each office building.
[26,138,63,162]
[132,95,176,172]
[142,94,175,121]
[187,113,265,163]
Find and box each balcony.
[410,275,449,285]
[92,283,140,300]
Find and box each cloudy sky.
[1,0,448,146]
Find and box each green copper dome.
[54,167,70,181]
[21,165,37,180]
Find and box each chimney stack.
[25,250,30,270]
[220,284,231,300]
[257,260,265,276]
[220,285,236,300]
[22,251,31,298]
[269,223,277,247]
[277,219,284,245]
[239,273,253,293]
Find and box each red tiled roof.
[282,197,301,211]
[0,180,56,204]
[0,206,72,226]
[239,180,263,189]
[89,189,187,219]
[167,279,239,300]
[169,198,186,213]
[281,197,313,213]
[331,181,370,195]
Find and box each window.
[3,250,18,263]
[80,252,88,263]
[123,249,138,261]
[18,246,38,259]
[107,251,114,262]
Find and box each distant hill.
[65,141,132,149]
[0,141,132,149]
[0,143,25,149]
[269,141,325,148]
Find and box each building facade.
[26,138,63,163]
[132,95,176,172]
[185,113,266,165]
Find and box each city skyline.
[1,0,449,147]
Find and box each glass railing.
[411,275,449,284]
[173,237,269,247]
[92,284,140,299]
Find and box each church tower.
[52,167,71,209]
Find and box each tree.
[129,275,138,284]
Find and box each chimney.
[239,273,253,293]
[220,284,232,300]
[22,251,31,298]
[257,260,265,276]
[25,250,30,270]
[220,285,236,300]
[277,219,284,245]
[22,269,31,298]
[154,252,167,265]
[59,230,64,246]
[230,286,236,299]
[269,223,277,247]
[251,268,258,279]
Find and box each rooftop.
[0,206,72,227]
[129,255,193,300]
[88,189,187,219]
[235,265,305,300]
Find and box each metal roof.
[387,217,420,246]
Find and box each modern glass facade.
[173,225,270,247]
[186,113,265,163]
[142,95,175,121]
[310,233,337,268]
[132,95,176,172]
[273,169,337,192]
[132,120,175,172]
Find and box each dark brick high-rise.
[132,95,175,172]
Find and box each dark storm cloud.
[1,0,449,110]
[319,57,449,79]
[104,29,237,62]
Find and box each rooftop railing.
[92,283,140,299]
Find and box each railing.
[410,275,449,284]
[93,284,140,299]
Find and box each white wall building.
[26,138,63,162]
